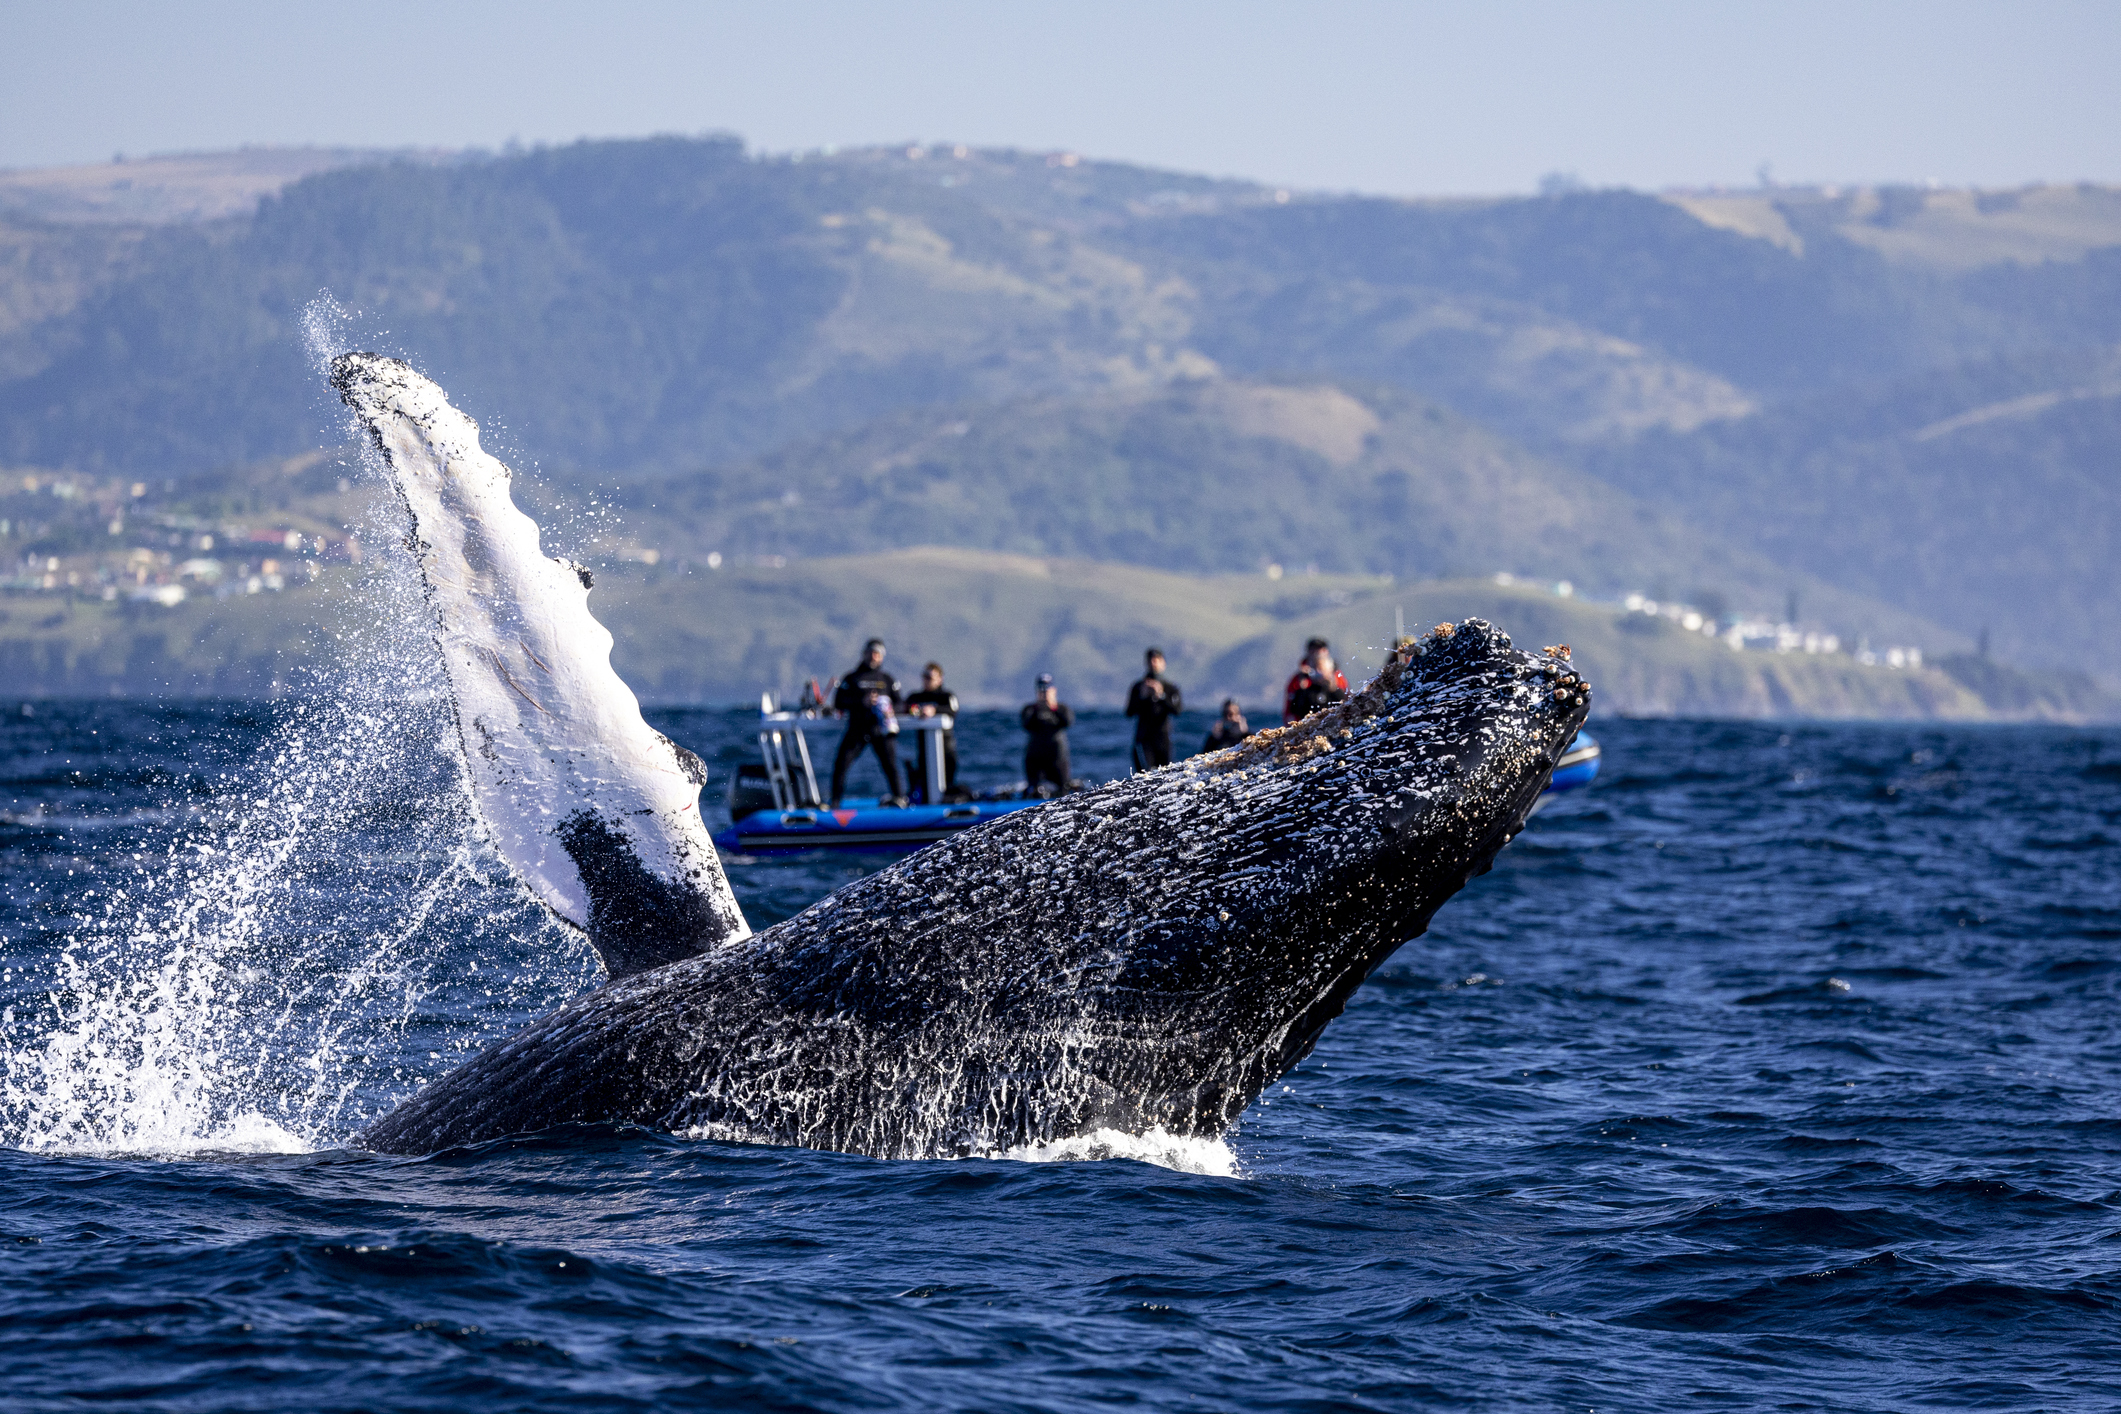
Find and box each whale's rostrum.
[330,352,748,980]
[332,351,1590,1159]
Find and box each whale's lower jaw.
[361,623,1588,1160]
[358,858,1527,1160]
[358,1014,1297,1160]
[359,903,1475,1160]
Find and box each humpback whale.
[330,353,1590,1159]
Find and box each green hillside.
[1583,347,2121,670]
[585,550,2096,719]
[0,402,1993,713]
[1113,190,1988,401]
[4,140,2115,478]
[606,376,1960,652]
[0,140,1232,476]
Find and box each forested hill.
[1579,347,2121,672]
[603,377,1952,651]
[5,139,2116,478]
[0,138,2117,678]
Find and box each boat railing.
[757,696,956,810]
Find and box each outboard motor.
[727,764,778,821]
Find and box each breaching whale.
[331,353,1590,1159]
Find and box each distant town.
[0,469,352,606]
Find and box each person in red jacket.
[1283,637,1349,724]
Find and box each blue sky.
[8,0,2117,193]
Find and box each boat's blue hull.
[713,797,1043,855]
[1545,730,1600,795]
[717,731,1599,856]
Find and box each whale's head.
[1212,616,1588,938]
[1065,618,1590,1132]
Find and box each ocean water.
[4,702,2120,1411]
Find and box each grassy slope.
[1666,185,2121,275]
[0,139,2113,684]
[4,140,2110,480]
[0,576,336,698]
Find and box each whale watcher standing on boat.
[904,661,961,803]
[1125,646,1185,772]
[1284,636,1350,724]
[1203,698,1251,753]
[1021,673,1075,797]
[830,637,907,808]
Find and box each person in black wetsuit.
[830,637,906,807]
[1124,646,1184,772]
[903,661,960,803]
[1202,698,1250,753]
[1020,673,1074,797]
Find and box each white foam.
[0,688,564,1157]
[995,1126,1240,1177]
[194,1111,315,1155]
[44,1110,314,1161]
[670,1120,1239,1176]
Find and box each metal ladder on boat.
[758,697,824,811]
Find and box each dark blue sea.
[5,702,2120,1411]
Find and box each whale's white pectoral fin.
[330,352,750,978]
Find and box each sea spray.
[0,300,598,1155]
[0,645,591,1157]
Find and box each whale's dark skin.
[361,621,1589,1158]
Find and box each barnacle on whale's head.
[1212,618,1585,776]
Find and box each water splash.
[300,291,354,376]
[0,690,589,1156]
[0,298,597,1156]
